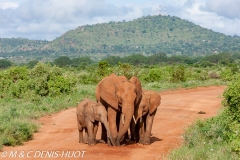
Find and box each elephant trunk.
[117,107,134,146]
[101,119,114,146]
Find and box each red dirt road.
[2,86,226,160]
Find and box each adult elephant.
[96,73,142,146]
[130,90,161,145]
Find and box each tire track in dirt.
[2,86,226,160]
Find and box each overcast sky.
[0,0,240,41]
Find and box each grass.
[0,84,96,149]
[165,108,239,160]
[142,79,226,91]
[166,142,239,160]
[165,119,239,160]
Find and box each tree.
[54,56,71,67]
[148,52,167,64]
[71,56,92,67]
[102,56,121,65]
[27,60,39,68]
[122,54,146,65]
[0,59,12,69]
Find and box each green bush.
[170,65,186,82]
[0,120,38,146]
[223,76,240,121]
[0,62,76,99]
[114,62,137,79]
[98,60,111,77]
[141,68,163,82]
[220,68,234,81]
[0,59,12,69]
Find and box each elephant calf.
[76,99,113,145]
[131,90,161,145]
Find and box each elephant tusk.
[132,115,137,124]
[122,114,125,125]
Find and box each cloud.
[0,0,18,9]
[0,0,140,40]
[204,0,240,19]
[0,0,240,40]
[176,0,240,36]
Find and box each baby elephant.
[76,99,113,145]
[130,90,161,145]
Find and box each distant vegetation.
[1,15,240,63]
[47,15,240,57]
[1,52,240,74]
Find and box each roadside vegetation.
[0,52,240,159]
[166,74,240,159]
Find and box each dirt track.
[2,86,226,160]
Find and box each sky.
[0,0,240,41]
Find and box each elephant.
[130,90,161,145]
[76,99,113,145]
[96,73,142,146]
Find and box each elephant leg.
[86,121,95,145]
[130,120,135,141]
[138,116,146,144]
[118,113,127,145]
[83,128,88,144]
[124,130,129,139]
[77,121,84,143]
[100,122,107,144]
[108,107,118,146]
[93,121,99,144]
[143,110,156,145]
[134,120,140,143]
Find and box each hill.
[1,15,240,63]
[0,38,49,62]
[44,15,240,58]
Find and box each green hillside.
[1,15,240,63]
[0,38,49,62]
[0,38,48,55]
[45,15,240,57]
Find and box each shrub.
[170,65,186,82]
[0,63,76,99]
[220,75,240,154]
[141,68,163,82]
[114,62,138,79]
[223,75,240,122]
[98,60,112,77]
[0,120,38,146]
[209,71,220,79]
[0,59,12,69]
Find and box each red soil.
[2,86,226,160]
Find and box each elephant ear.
[129,76,142,104]
[98,74,119,110]
[84,102,95,122]
[149,91,161,115]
